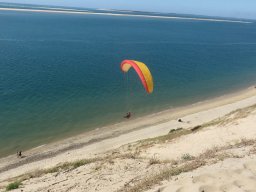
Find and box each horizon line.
[0,7,253,24]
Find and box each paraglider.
[121,60,153,119]
[120,60,153,94]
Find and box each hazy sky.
[1,0,256,19]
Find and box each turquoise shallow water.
[0,9,256,157]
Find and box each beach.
[0,86,256,191]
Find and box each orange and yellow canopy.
[121,60,153,94]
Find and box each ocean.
[0,7,256,157]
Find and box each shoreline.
[1,85,255,158]
[0,81,253,159]
[0,85,256,181]
[0,7,252,23]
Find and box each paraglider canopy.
[120,60,153,94]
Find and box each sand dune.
[148,156,256,192]
[0,87,256,191]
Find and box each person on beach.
[124,112,131,119]
[17,150,22,158]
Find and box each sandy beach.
[0,7,252,23]
[0,86,256,191]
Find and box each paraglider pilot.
[124,112,131,119]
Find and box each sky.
[1,0,256,19]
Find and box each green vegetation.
[6,181,22,191]
[7,157,103,186]
[181,153,195,161]
[148,155,161,165]
[45,158,101,174]
[119,159,205,192]
[138,128,191,149]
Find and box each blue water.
[1,9,256,157]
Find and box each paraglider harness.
[124,112,131,119]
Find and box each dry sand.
[0,86,256,191]
[147,155,256,192]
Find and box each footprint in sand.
[233,178,256,191]
[233,168,245,175]
[219,183,245,191]
[243,161,256,174]
[199,185,218,192]
[192,174,215,183]
[175,187,187,192]
[175,186,198,192]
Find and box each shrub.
[181,153,194,161]
[6,181,21,191]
